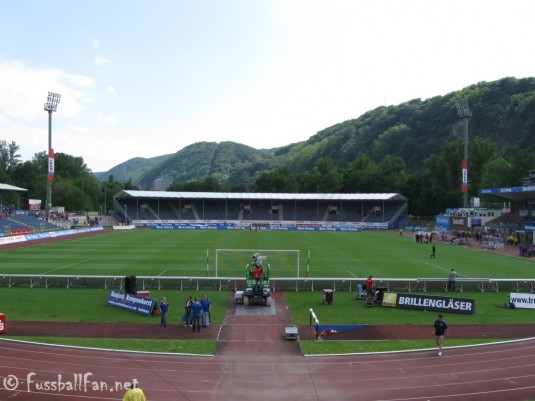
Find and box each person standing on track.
[191,297,203,332]
[433,314,448,356]
[184,295,193,327]
[122,378,146,401]
[200,293,212,327]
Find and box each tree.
[298,158,343,193]
[342,155,382,193]
[480,157,514,188]
[254,166,298,193]
[379,156,407,193]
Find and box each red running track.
[1,292,535,401]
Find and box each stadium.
[1,186,535,400]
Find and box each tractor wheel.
[243,296,249,306]
[266,296,272,307]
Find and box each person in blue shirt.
[190,297,203,332]
[160,297,169,328]
[200,293,212,327]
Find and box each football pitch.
[0,229,533,280]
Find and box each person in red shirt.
[365,275,375,298]
[253,265,263,292]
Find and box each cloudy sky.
[1,0,535,172]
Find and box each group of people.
[183,294,212,332]
[157,294,212,332]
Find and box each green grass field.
[1,229,534,279]
[1,229,534,355]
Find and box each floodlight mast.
[456,98,471,209]
[43,92,61,211]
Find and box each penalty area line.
[41,258,92,274]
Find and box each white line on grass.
[41,259,92,274]
[423,262,472,278]
[347,271,357,278]
[157,268,205,276]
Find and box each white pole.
[306,250,310,278]
[206,249,209,277]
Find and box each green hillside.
[94,77,535,194]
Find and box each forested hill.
[97,77,535,211]
[276,76,535,174]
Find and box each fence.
[0,274,534,293]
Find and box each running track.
[1,292,535,401]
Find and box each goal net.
[214,249,300,278]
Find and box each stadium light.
[44,92,61,211]
[456,98,471,209]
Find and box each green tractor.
[243,253,271,306]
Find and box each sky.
[1,0,535,173]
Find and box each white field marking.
[347,271,357,278]
[157,268,205,276]
[40,259,92,274]
[423,262,472,278]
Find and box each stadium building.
[112,191,409,231]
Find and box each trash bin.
[0,313,6,334]
[323,289,333,304]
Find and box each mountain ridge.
[93,76,535,190]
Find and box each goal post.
[214,249,301,278]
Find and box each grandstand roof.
[114,190,407,201]
[479,185,535,201]
[0,183,27,192]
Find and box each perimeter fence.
[0,274,534,293]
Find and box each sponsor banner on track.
[106,290,156,316]
[510,292,535,309]
[382,292,475,314]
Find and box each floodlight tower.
[455,98,471,209]
[44,92,61,211]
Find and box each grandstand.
[113,191,408,229]
[0,182,65,236]
[433,169,535,245]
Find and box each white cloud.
[97,115,119,124]
[92,39,100,49]
[0,60,94,121]
[0,59,100,166]
[94,56,109,66]
[105,85,116,93]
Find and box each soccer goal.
[214,249,300,278]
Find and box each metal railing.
[0,274,534,293]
